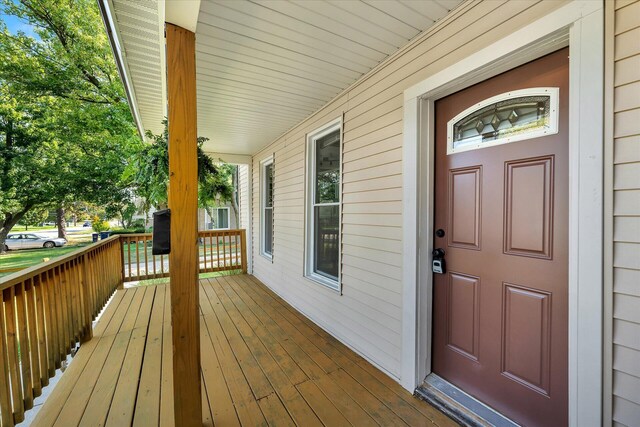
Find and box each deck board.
[31,275,456,427]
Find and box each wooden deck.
[31,274,455,426]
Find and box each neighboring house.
[95,1,638,426]
[198,204,238,231]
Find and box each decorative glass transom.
[446,88,559,155]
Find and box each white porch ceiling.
[109,0,166,136]
[107,0,463,154]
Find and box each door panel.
[501,283,551,396]
[431,48,569,426]
[447,272,480,360]
[448,167,481,250]
[504,156,554,258]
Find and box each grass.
[127,269,243,288]
[0,235,93,277]
[121,241,237,260]
[13,225,58,232]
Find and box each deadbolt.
[432,248,445,258]
[435,229,445,238]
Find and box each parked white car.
[4,233,67,250]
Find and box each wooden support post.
[166,23,202,427]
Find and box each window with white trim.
[260,157,274,259]
[305,119,341,291]
[206,207,229,230]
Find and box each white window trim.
[304,117,343,293]
[401,2,603,426]
[205,207,230,230]
[213,207,230,230]
[446,87,560,155]
[260,156,274,260]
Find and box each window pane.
[265,163,273,208]
[314,205,339,280]
[217,209,228,229]
[452,95,552,150]
[264,208,273,255]
[315,130,340,204]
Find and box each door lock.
[432,248,446,274]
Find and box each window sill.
[304,272,341,294]
[260,253,273,262]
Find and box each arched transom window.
[446,87,559,155]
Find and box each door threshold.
[416,374,520,427]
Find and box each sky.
[0,2,39,38]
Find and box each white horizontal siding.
[250,0,568,380]
[612,2,640,425]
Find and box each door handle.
[432,248,445,258]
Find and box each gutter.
[96,0,146,139]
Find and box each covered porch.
[30,275,453,427]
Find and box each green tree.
[124,121,236,224]
[105,198,137,229]
[19,207,49,230]
[199,163,239,227]
[0,0,141,252]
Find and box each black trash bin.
[99,231,111,240]
[92,233,99,242]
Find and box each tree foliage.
[124,121,236,220]
[0,0,141,251]
[19,207,49,230]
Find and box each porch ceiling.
[106,0,463,154]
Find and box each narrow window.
[261,157,274,259]
[207,207,229,229]
[305,119,341,291]
[215,207,229,229]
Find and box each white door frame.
[401,2,603,426]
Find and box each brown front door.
[432,49,569,426]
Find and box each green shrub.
[91,219,110,233]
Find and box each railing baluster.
[4,286,24,424]
[209,233,213,270]
[61,263,72,351]
[71,259,82,339]
[127,237,132,281]
[33,274,49,387]
[81,253,93,342]
[15,281,34,410]
[216,233,221,270]
[42,271,56,377]
[202,233,207,271]
[135,238,140,281]
[241,229,247,273]
[152,236,157,279]
[143,235,148,280]
[45,269,60,370]
[0,289,13,427]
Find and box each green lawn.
[0,243,90,277]
[12,225,58,232]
